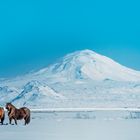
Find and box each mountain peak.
[74,49,97,55]
[65,49,98,59]
[41,49,140,82]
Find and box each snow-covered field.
[1,111,140,140]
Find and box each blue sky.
[0,0,140,77]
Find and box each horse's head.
[6,103,12,111]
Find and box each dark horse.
[0,107,5,125]
[6,103,30,125]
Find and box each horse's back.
[20,107,30,116]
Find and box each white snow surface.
[1,49,140,108]
[1,112,140,140]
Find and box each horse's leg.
[14,118,17,125]
[1,114,5,125]
[24,119,26,125]
[1,120,3,125]
[1,117,4,125]
[9,117,12,124]
[24,116,27,125]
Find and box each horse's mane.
[7,103,17,116]
[8,103,17,109]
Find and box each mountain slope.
[11,80,65,107]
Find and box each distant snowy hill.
[11,80,65,107]
[1,49,140,108]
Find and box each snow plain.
[1,111,140,140]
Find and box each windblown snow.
[1,49,140,108]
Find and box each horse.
[0,107,5,125]
[6,103,31,125]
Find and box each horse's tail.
[26,114,30,124]
[24,108,31,125]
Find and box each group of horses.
[0,103,30,125]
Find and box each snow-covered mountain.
[35,49,140,82]
[11,80,65,107]
[1,49,140,108]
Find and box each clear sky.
[0,0,140,77]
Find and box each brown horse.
[6,103,30,125]
[0,107,5,125]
